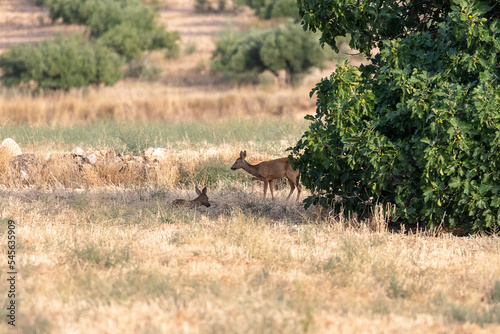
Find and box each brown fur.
[172,187,211,208]
[231,150,301,200]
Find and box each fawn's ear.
[202,187,207,194]
[195,187,201,195]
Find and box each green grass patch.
[72,240,131,268]
[0,118,308,154]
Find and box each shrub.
[37,0,180,60]
[3,0,180,89]
[97,23,148,60]
[0,35,123,90]
[236,0,298,19]
[211,29,267,83]
[194,0,229,13]
[289,0,500,233]
[211,22,326,85]
[43,0,96,24]
[260,22,326,85]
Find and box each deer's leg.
[269,179,275,199]
[263,180,268,199]
[286,177,296,200]
[296,181,302,201]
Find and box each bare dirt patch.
[0,0,83,53]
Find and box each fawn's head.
[194,186,211,207]
[230,151,247,170]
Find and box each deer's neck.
[242,160,260,177]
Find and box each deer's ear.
[202,187,207,194]
[242,150,247,158]
[195,187,201,195]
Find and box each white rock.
[85,153,97,165]
[143,147,168,162]
[0,138,22,161]
[71,147,85,156]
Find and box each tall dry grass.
[0,121,499,333]
[0,82,315,126]
[0,138,301,191]
[1,187,500,333]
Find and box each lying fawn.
[172,187,211,208]
[231,150,301,200]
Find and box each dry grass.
[0,122,301,189]
[0,139,500,333]
[0,83,315,126]
[1,185,500,333]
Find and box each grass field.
[1,1,500,333]
[1,120,500,333]
[0,118,307,152]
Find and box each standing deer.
[231,150,301,200]
[172,187,211,208]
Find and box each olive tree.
[0,0,180,90]
[0,34,122,90]
[211,22,327,85]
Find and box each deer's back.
[173,199,191,207]
[256,158,293,178]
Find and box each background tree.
[211,21,327,85]
[40,0,180,60]
[0,34,122,90]
[289,0,500,233]
[0,0,180,90]
[236,0,299,20]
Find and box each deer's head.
[230,151,247,170]
[193,186,211,207]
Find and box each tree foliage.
[236,0,299,19]
[0,34,122,90]
[40,0,180,60]
[0,0,180,90]
[211,22,326,85]
[289,0,500,233]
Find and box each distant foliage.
[0,0,181,90]
[211,22,326,85]
[289,0,500,233]
[40,0,180,60]
[0,35,122,90]
[236,0,299,19]
[195,0,230,13]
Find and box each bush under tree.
[289,0,500,233]
[211,22,326,85]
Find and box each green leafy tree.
[211,29,266,83]
[236,0,299,19]
[194,0,229,12]
[40,0,94,24]
[211,22,326,85]
[0,34,122,90]
[289,0,500,233]
[1,0,180,89]
[260,22,326,85]
[41,0,180,60]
